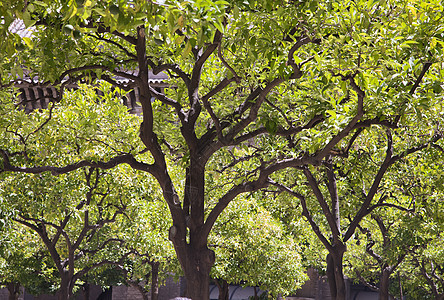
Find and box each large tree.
[1,0,444,299]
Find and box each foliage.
[1,0,444,299]
[210,195,307,297]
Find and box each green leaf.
[182,41,192,58]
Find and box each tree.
[0,222,57,300]
[0,88,160,299]
[343,145,444,300]
[0,165,144,300]
[114,192,180,300]
[389,147,444,300]
[347,211,423,300]
[209,195,307,299]
[1,1,444,299]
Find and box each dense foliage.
[1,0,444,299]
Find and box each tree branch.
[344,129,393,241]
[304,166,341,239]
[268,180,333,252]
[1,152,157,176]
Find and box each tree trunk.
[379,268,390,300]
[58,286,70,300]
[151,262,160,300]
[82,283,90,300]
[7,282,20,300]
[326,249,346,300]
[177,245,215,300]
[214,279,229,300]
[58,273,71,300]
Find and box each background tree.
[391,146,444,300]
[346,211,423,300]
[0,166,142,300]
[0,85,162,299]
[209,195,307,299]
[0,222,57,300]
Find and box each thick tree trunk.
[151,262,160,300]
[7,282,20,300]
[58,273,72,300]
[379,268,390,300]
[176,245,215,300]
[58,286,70,300]
[167,163,214,300]
[82,283,90,300]
[326,249,346,300]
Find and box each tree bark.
[326,247,347,300]
[58,272,71,300]
[214,279,229,300]
[175,245,215,300]
[379,268,390,300]
[7,282,20,300]
[151,262,160,300]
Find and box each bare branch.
[87,33,137,59]
[149,85,183,112]
[287,36,321,78]
[80,22,137,45]
[394,62,433,124]
[55,65,139,85]
[148,61,190,86]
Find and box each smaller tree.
[0,84,155,299]
[1,166,141,300]
[347,211,424,300]
[0,223,57,300]
[114,195,180,300]
[209,195,308,299]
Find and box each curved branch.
[224,78,284,142]
[56,65,139,85]
[268,180,333,252]
[367,202,414,215]
[88,33,137,58]
[287,36,320,78]
[81,22,137,45]
[394,62,433,124]
[148,61,190,86]
[149,85,183,113]
[217,43,240,83]
[201,77,237,140]
[1,151,157,176]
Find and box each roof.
[8,19,34,38]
